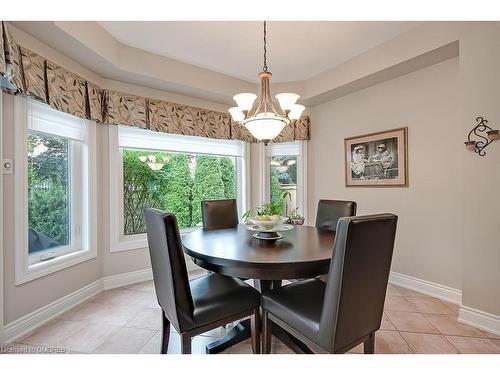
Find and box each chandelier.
[228,21,305,145]
[271,157,297,173]
[138,154,171,171]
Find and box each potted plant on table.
[242,191,305,225]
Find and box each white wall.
[308,58,462,290]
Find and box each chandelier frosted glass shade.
[233,93,257,112]
[243,113,289,142]
[289,104,305,120]
[228,107,245,122]
[275,93,300,111]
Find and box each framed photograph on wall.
[345,127,408,187]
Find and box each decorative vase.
[289,217,305,225]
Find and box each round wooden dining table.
[182,224,335,354]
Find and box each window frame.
[261,140,308,221]
[26,129,76,265]
[14,96,97,285]
[109,125,250,253]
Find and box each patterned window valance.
[148,99,232,140]
[0,23,7,81]
[1,22,23,93]
[1,21,310,143]
[105,90,148,129]
[46,60,87,119]
[86,82,104,123]
[19,46,47,101]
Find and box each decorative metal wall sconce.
[464,116,499,156]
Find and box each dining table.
[181,223,336,354]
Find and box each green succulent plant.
[242,190,294,221]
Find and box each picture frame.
[344,127,408,187]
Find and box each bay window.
[109,126,248,252]
[264,141,307,220]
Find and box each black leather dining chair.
[261,214,398,354]
[201,199,241,281]
[202,199,239,231]
[315,199,357,283]
[315,199,357,231]
[144,208,261,354]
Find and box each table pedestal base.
[205,320,251,354]
[204,279,313,354]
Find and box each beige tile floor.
[2,279,500,354]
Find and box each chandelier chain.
[263,21,268,72]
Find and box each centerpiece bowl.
[246,215,293,240]
[248,215,289,231]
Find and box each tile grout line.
[394,329,414,354]
[420,312,490,339]
[442,334,462,354]
[136,328,161,354]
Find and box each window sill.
[15,248,97,286]
[109,227,202,253]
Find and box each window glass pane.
[28,131,71,254]
[270,155,297,216]
[122,149,237,235]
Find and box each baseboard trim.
[389,271,462,304]
[458,305,500,336]
[102,268,153,290]
[3,279,103,345]
[2,267,205,346]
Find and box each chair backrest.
[315,200,357,231]
[201,199,239,231]
[144,208,194,332]
[318,214,398,352]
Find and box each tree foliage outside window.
[27,131,70,253]
[122,149,237,234]
[270,155,298,216]
[270,167,284,216]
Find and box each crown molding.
[9,21,475,107]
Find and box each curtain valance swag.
[0,21,310,143]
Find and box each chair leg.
[364,332,375,354]
[181,332,192,354]
[161,312,171,354]
[262,311,272,354]
[251,308,261,354]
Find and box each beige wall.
[459,23,500,316]
[308,58,463,290]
